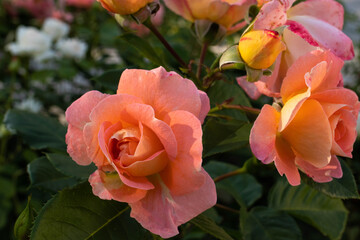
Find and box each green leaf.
[14,197,35,240]
[241,207,302,240]
[120,33,167,69]
[203,118,251,157]
[4,110,66,150]
[219,45,245,71]
[207,79,251,108]
[0,177,15,228]
[205,161,262,207]
[31,183,147,240]
[302,158,360,199]
[27,157,79,192]
[92,69,123,90]
[269,179,348,240]
[207,79,251,121]
[191,213,233,240]
[46,153,96,179]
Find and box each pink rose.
[250,50,360,186]
[65,0,95,8]
[65,67,216,238]
[163,0,256,33]
[238,0,354,99]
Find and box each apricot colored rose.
[65,67,216,238]
[97,0,153,15]
[250,50,360,185]
[238,30,286,69]
[163,0,256,32]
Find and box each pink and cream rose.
[238,0,354,99]
[250,50,360,186]
[65,67,216,238]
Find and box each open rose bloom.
[65,67,216,238]
[238,0,354,99]
[164,0,256,33]
[250,50,360,186]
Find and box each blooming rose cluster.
[65,67,216,238]
[246,0,359,185]
[238,0,354,99]
[63,0,360,237]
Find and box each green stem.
[209,104,261,115]
[196,42,208,80]
[215,204,240,214]
[84,206,130,240]
[143,18,203,89]
[213,168,247,183]
[143,19,187,68]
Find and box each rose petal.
[254,0,288,30]
[287,0,344,29]
[65,90,108,129]
[289,15,354,60]
[281,49,343,102]
[89,169,147,203]
[129,170,216,238]
[161,110,205,195]
[274,135,300,186]
[66,124,91,165]
[250,104,279,164]
[236,76,262,100]
[124,150,169,177]
[117,67,204,121]
[281,99,332,168]
[296,155,342,183]
[122,103,178,160]
[83,94,142,166]
[329,109,357,157]
[198,90,210,123]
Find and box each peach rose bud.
[97,0,153,15]
[238,30,286,69]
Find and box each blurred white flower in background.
[42,18,70,40]
[6,26,52,58]
[55,38,88,60]
[14,97,43,113]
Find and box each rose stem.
[215,204,240,214]
[196,41,209,80]
[213,168,247,183]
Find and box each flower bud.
[238,30,286,69]
[97,0,153,15]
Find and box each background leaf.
[203,118,251,157]
[120,33,168,69]
[241,207,302,240]
[269,179,348,240]
[4,110,66,150]
[46,153,96,180]
[207,79,251,121]
[205,161,262,208]
[27,157,79,192]
[190,213,234,240]
[30,183,148,240]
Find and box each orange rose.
[97,0,153,15]
[250,50,360,185]
[65,67,216,237]
[163,0,256,32]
